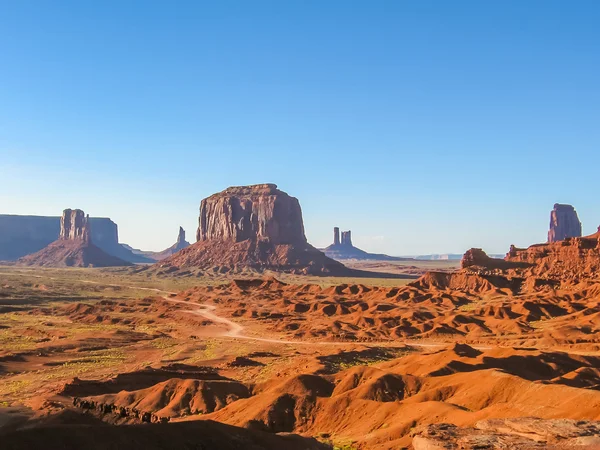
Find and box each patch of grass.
[41,349,127,380]
[3,380,32,396]
[316,434,358,450]
[317,347,410,374]
[529,318,553,329]
[150,337,177,349]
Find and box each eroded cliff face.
[197,184,306,245]
[548,203,582,243]
[60,209,90,241]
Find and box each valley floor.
[0,265,599,449]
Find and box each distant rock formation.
[128,226,191,261]
[506,227,600,280]
[461,247,528,271]
[197,184,306,244]
[175,226,190,251]
[461,248,492,268]
[150,184,348,275]
[60,208,90,241]
[340,230,352,246]
[18,209,131,268]
[548,203,582,242]
[0,214,152,263]
[323,227,410,261]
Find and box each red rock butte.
[152,184,348,275]
[18,208,131,268]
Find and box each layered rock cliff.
[548,203,582,242]
[152,184,348,275]
[18,209,131,268]
[197,184,306,245]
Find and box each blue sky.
[1,1,599,254]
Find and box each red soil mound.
[198,345,600,448]
[77,378,250,419]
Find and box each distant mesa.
[18,209,132,268]
[323,227,410,261]
[548,203,582,243]
[126,226,191,261]
[150,184,349,275]
[0,213,153,263]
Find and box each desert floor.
[1,262,599,449]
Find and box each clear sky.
[1,1,599,255]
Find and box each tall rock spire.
[59,209,91,243]
[548,204,582,242]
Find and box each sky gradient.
[1,1,599,254]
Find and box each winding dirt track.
[3,270,460,349]
[160,296,454,348]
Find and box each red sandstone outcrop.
[461,248,528,271]
[548,203,582,242]
[60,209,90,241]
[197,184,305,244]
[151,185,348,275]
[412,418,600,449]
[506,230,600,280]
[323,227,409,261]
[18,209,131,268]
